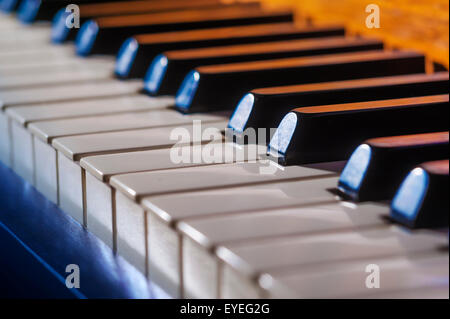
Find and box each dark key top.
[267,94,449,165]
[228,72,449,141]
[175,50,426,113]
[338,132,449,201]
[391,159,449,229]
[17,0,124,23]
[144,37,383,96]
[0,0,20,13]
[51,0,235,43]
[75,4,292,56]
[115,23,345,78]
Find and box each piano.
[0,0,448,299]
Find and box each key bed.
[0,0,448,299]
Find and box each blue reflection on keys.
[268,112,297,156]
[75,20,99,56]
[391,167,429,222]
[144,54,168,94]
[176,70,200,110]
[51,8,70,43]
[338,144,372,195]
[228,93,255,133]
[17,0,41,24]
[115,37,139,77]
[0,0,19,12]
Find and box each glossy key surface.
[174,51,425,113]
[338,132,449,201]
[268,95,449,165]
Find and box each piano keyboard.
[0,0,448,299]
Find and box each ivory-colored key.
[0,26,52,48]
[137,174,339,297]
[0,63,114,89]
[80,143,264,250]
[0,13,18,29]
[111,160,337,201]
[216,226,448,298]
[1,78,140,151]
[0,45,74,65]
[0,56,114,76]
[1,80,143,185]
[177,201,389,298]
[260,253,449,298]
[0,79,142,108]
[51,118,226,225]
[4,94,173,193]
[0,111,11,167]
[368,285,450,299]
[6,95,174,125]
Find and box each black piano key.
[267,94,449,165]
[391,159,449,229]
[433,62,448,72]
[144,37,383,96]
[175,50,426,114]
[0,0,20,13]
[228,72,449,141]
[75,4,293,56]
[17,0,124,24]
[51,0,235,43]
[115,24,345,79]
[338,132,449,201]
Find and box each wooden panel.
[258,0,449,69]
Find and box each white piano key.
[0,45,75,65]
[116,190,148,276]
[85,171,114,246]
[52,120,227,161]
[8,96,176,203]
[57,151,86,224]
[10,96,170,196]
[142,175,339,223]
[217,226,448,298]
[0,26,52,48]
[0,20,49,31]
[42,122,227,207]
[138,175,338,298]
[110,161,336,201]
[81,143,264,250]
[179,201,388,248]
[10,120,34,184]
[6,95,174,126]
[0,64,114,89]
[0,110,11,167]
[52,120,226,226]
[82,143,265,183]
[34,136,58,203]
[261,253,449,298]
[0,14,18,29]
[368,285,450,299]
[178,201,389,298]
[31,109,223,142]
[0,57,114,77]
[0,79,142,108]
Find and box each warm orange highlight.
[256,0,449,69]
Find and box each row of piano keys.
[0,0,448,299]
